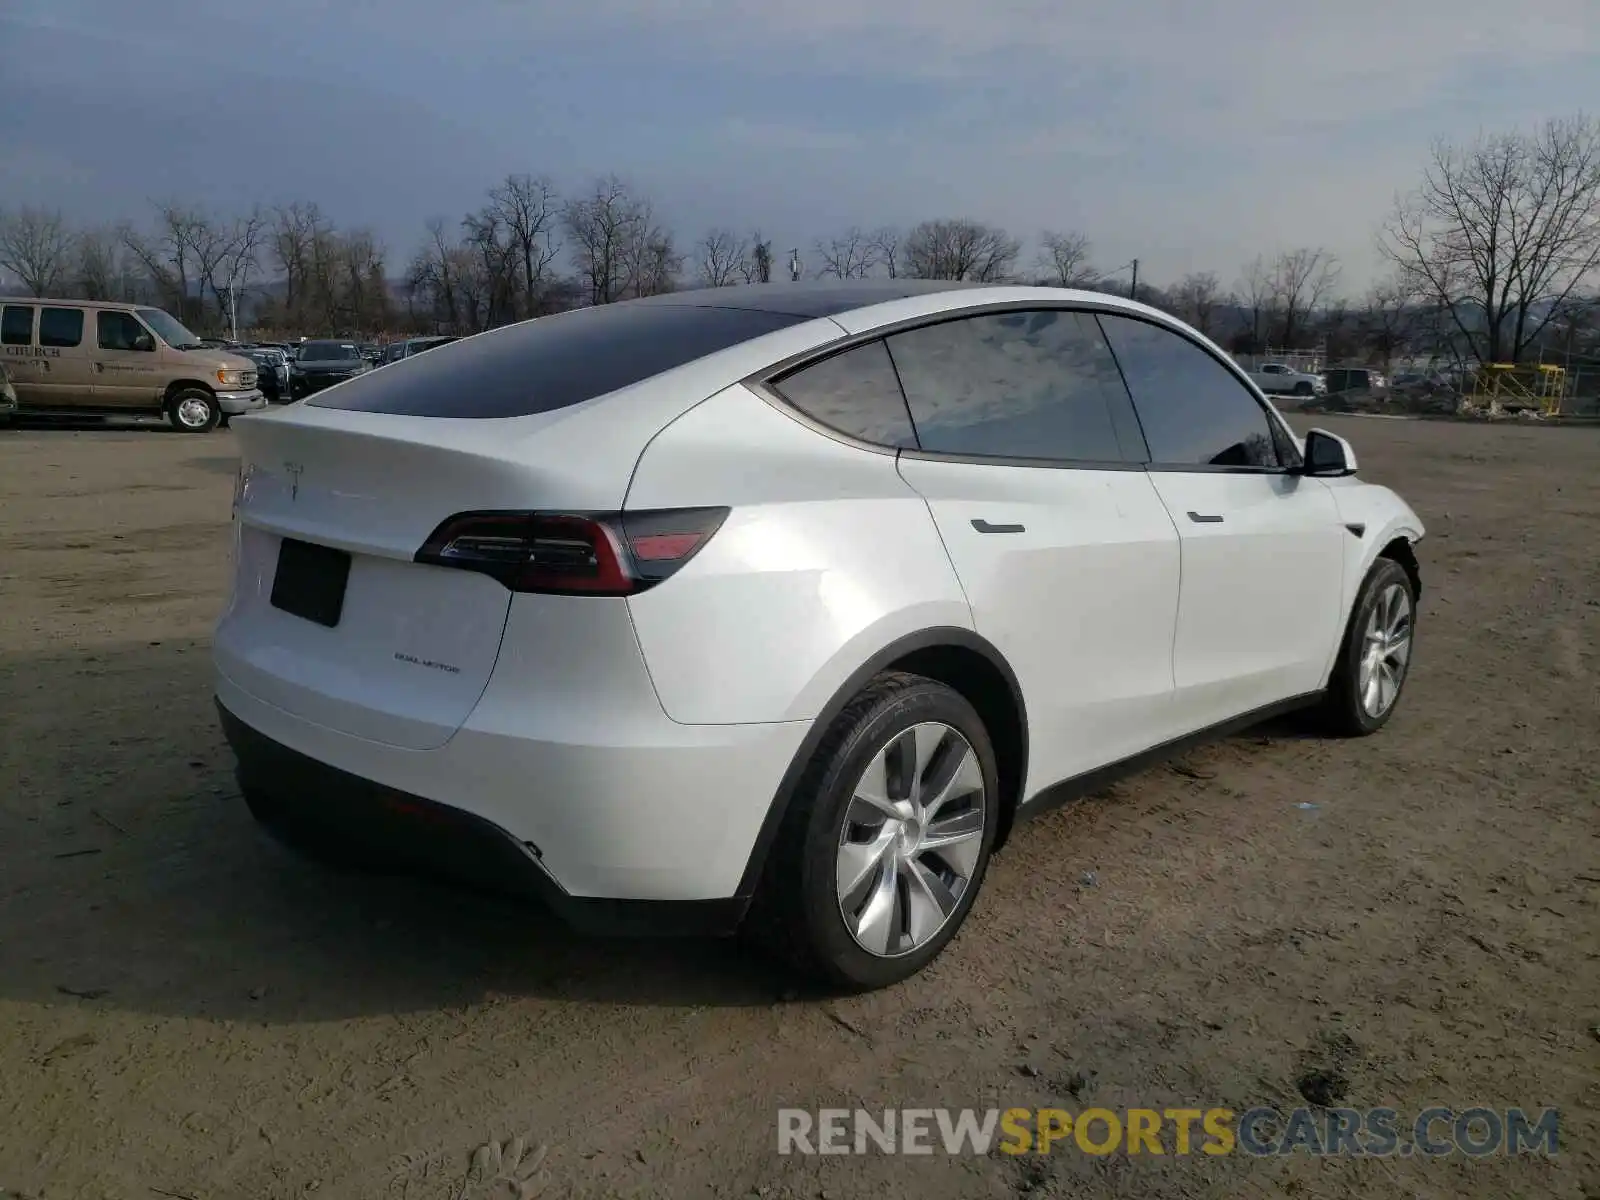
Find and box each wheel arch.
[733,626,1029,899]
[164,379,216,404]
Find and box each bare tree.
[696,228,748,287]
[120,203,213,325]
[0,206,76,295]
[900,219,1019,281]
[1354,274,1421,372]
[1035,230,1094,287]
[1381,115,1600,364]
[815,227,877,279]
[72,225,144,301]
[487,174,561,318]
[744,234,773,283]
[1236,255,1274,352]
[1168,271,1225,337]
[563,176,655,304]
[867,228,901,278]
[1267,248,1340,348]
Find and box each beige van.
[0,297,265,432]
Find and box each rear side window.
[886,309,1141,463]
[39,307,84,348]
[1,305,32,346]
[771,340,917,448]
[1099,314,1281,469]
[312,304,804,417]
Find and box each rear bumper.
[219,700,748,936]
[213,627,811,910]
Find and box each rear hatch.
[215,304,838,750]
[217,403,651,750]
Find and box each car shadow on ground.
[0,639,788,1026]
[0,637,1332,1026]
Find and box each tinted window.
[886,310,1138,463]
[300,343,361,362]
[38,307,84,349]
[772,340,916,448]
[1099,314,1280,469]
[1,305,32,346]
[313,303,804,418]
[97,310,151,351]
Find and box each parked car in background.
[1323,367,1386,393]
[381,342,407,365]
[400,335,461,359]
[238,346,292,403]
[1247,362,1326,397]
[288,340,371,398]
[0,297,262,431]
[216,281,1425,990]
[358,343,381,364]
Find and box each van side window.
[1,305,33,346]
[98,311,152,352]
[38,308,85,349]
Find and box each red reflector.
[629,532,704,561]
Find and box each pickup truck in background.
[1248,362,1326,396]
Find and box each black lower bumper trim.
[216,701,747,937]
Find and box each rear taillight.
[415,508,728,596]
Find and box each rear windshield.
[309,303,804,418]
[301,343,362,361]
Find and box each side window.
[38,307,85,349]
[1,305,33,346]
[885,309,1141,463]
[1099,314,1281,469]
[771,339,917,448]
[97,311,152,351]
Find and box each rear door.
[33,306,94,406]
[885,308,1182,793]
[1097,313,1345,733]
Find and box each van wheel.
[168,388,220,433]
[745,671,999,992]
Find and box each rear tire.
[1317,557,1417,736]
[744,672,999,992]
[168,388,220,433]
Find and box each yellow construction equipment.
[1468,362,1570,416]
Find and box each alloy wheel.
[835,721,986,957]
[1358,582,1413,718]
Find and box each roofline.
[0,296,151,309]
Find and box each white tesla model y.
[215,281,1423,990]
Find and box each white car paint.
[216,283,1422,920]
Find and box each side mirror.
[1302,428,1358,477]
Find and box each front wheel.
[746,672,999,991]
[168,388,220,433]
[1294,381,1314,396]
[1318,557,1417,736]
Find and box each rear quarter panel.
[623,384,973,725]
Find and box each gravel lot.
[0,415,1596,1200]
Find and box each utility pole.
[1129,258,1139,300]
[789,249,802,282]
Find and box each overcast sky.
[3,0,1596,292]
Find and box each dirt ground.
[0,414,1596,1200]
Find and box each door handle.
[1187,511,1225,524]
[971,519,1026,534]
